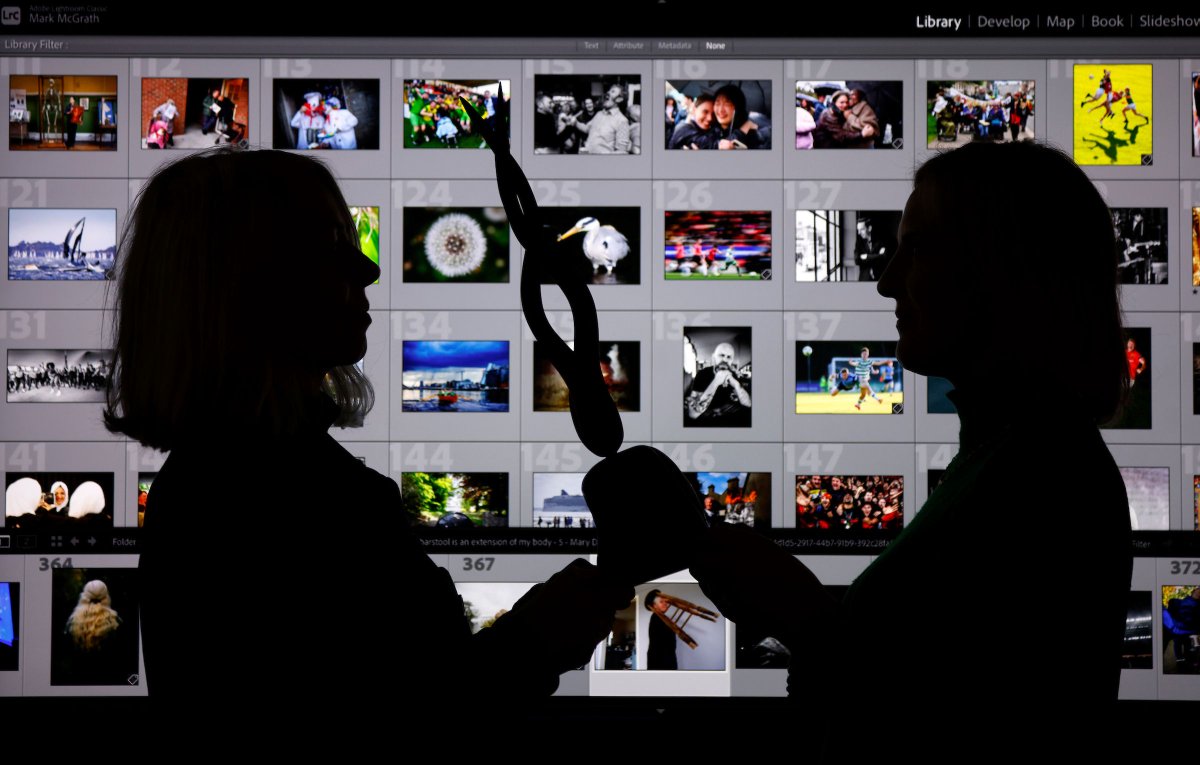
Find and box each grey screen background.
[1,31,1197,700]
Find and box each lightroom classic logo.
[1,7,20,25]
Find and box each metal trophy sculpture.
[461,87,708,589]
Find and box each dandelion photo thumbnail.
[426,213,487,277]
[403,207,510,283]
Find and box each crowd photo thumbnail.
[927,79,1035,149]
[796,474,903,530]
[403,79,509,149]
[534,74,641,155]
[795,80,902,149]
[7,350,112,403]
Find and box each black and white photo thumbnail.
[683,326,752,428]
[533,74,641,155]
[795,210,901,282]
[7,350,112,403]
[1117,466,1168,531]
[1111,208,1167,285]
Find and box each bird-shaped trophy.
[460,86,709,589]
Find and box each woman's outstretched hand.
[689,523,840,653]
[479,559,632,694]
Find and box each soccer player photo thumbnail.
[272,79,380,150]
[6,471,113,530]
[684,471,771,529]
[0,582,18,672]
[403,79,509,149]
[1162,585,1200,675]
[1104,328,1150,429]
[664,210,771,281]
[140,77,249,149]
[400,341,509,413]
[795,81,903,150]
[538,206,640,286]
[402,207,509,283]
[6,350,112,403]
[531,473,594,529]
[927,80,1035,149]
[533,74,641,155]
[1073,64,1152,166]
[8,208,117,281]
[400,472,508,529]
[10,75,118,151]
[664,80,772,150]
[1117,467,1169,531]
[795,210,901,282]
[51,568,139,686]
[1111,208,1167,285]
[796,341,902,414]
[796,474,903,531]
[683,326,752,428]
[533,340,640,412]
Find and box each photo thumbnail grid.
[2,52,1199,701]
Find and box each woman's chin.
[309,337,368,371]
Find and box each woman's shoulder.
[147,430,397,519]
[993,410,1116,471]
[977,411,1129,536]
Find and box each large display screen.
[1,10,1198,708]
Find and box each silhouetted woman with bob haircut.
[690,141,1132,758]
[107,147,629,721]
[105,149,376,447]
